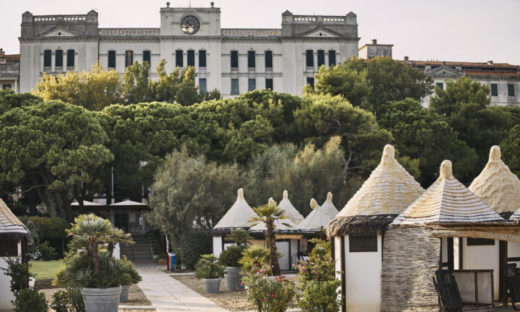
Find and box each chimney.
[372,39,377,45]
[166,1,170,8]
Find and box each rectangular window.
[508,84,515,97]
[306,50,314,67]
[2,84,12,90]
[199,50,206,67]
[143,50,151,65]
[317,50,325,67]
[187,50,195,67]
[55,50,63,67]
[248,51,255,68]
[0,237,18,257]
[248,78,256,91]
[265,50,273,69]
[231,51,238,69]
[436,82,444,90]
[125,50,133,67]
[176,50,183,67]
[231,78,239,95]
[328,50,336,66]
[307,77,315,87]
[108,50,116,68]
[43,50,52,68]
[66,49,75,67]
[491,83,498,96]
[467,238,495,246]
[199,78,207,93]
[265,78,273,90]
[349,235,378,252]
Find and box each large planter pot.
[120,285,130,302]
[224,266,243,291]
[81,286,122,312]
[203,278,221,293]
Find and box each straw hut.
[327,144,424,312]
[468,145,520,300]
[383,160,518,310]
[0,199,32,310]
[212,188,256,256]
[249,192,304,270]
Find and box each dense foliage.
[194,254,224,279]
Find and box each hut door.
[276,241,290,271]
[114,211,129,232]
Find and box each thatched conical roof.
[469,146,520,215]
[327,145,424,236]
[296,192,339,233]
[213,188,257,231]
[0,198,31,239]
[393,160,505,225]
[249,198,297,232]
[278,190,304,225]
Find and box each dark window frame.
[265,50,273,69]
[187,50,195,67]
[307,77,315,87]
[125,50,133,68]
[265,78,273,90]
[248,50,256,68]
[317,50,325,67]
[43,50,52,68]
[436,82,444,90]
[508,84,515,97]
[55,49,63,67]
[349,234,378,252]
[66,49,75,67]
[0,237,18,257]
[108,50,116,68]
[328,50,336,66]
[231,78,239,95]
[176,50,183,67]
[305,50,314,67]
[199,50,207,68]
[248,78,256,91]
[199,78,207,93]
[230,51,239,69]
[143,50,151,65]
[467,238,495,246]
[491,83,498,96]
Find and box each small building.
[0,199,32,310]
[327,144,424,312]
[212,188,257,257]
[0,48,20,92]
[384,160,514,311]
[249,191,304,271]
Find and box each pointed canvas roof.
[337,145,424,217]
[71,200,106,207]
[0,198,31,239]
[110,199,147,207]
[469,146,520,214]
[296,192,339,232]
[278,190,304,225]
[249,198,297,232]
[213,188,257,230]
[393,160,505,225]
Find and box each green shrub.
[219,245,244,267]
[13,288,47,312]
[51,288,85,312]
[177,230,212,269]
[297,238,340,312]
[195,254,224,279]
[2,258,31,292]
[121,256,142,285]
[242,265,295,312]
[238,246,270,273]
[30,241,57,260]
[28,216,68,241]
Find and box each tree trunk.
[266,220,280,276]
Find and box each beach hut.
[383,160,515,310]
[0,199,32,310]
[212,188,257,257]
[109,200,150,234]
[249,192,304,270]
[327,144,424,312]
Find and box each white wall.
[276,241,290,271]
[462,238,499,300]
[344,233,382,312]
[509,241,520,267]
[212,236,222,257]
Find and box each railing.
[222,29,281,37]
[99,28,160,36]
[33,15,87,22]
[292,15,346,23]
[453,270,494,305]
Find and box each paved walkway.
[136,265,229,312]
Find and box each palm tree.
[249,199,288,276]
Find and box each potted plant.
[54,214,139,312]
[219,245,244,291]
[195,254,224,293]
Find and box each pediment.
[302,26,341,38]
[43,27,76,37]
[428,65,463,78]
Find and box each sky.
[1,0,519,65]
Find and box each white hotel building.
[18,3,359,95]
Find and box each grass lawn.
[30,260,65,280]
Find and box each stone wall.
[381,226,440,312]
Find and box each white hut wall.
[0,238,22,310]
[508,241,520,266]
[440,237,461,270]
[345,231,382,312]
[299,239,308,254]
[461,238,499,300]
[290,239,298,269]
[212,236,223,257]
[382,227,440,312]
[276,240,291,270]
